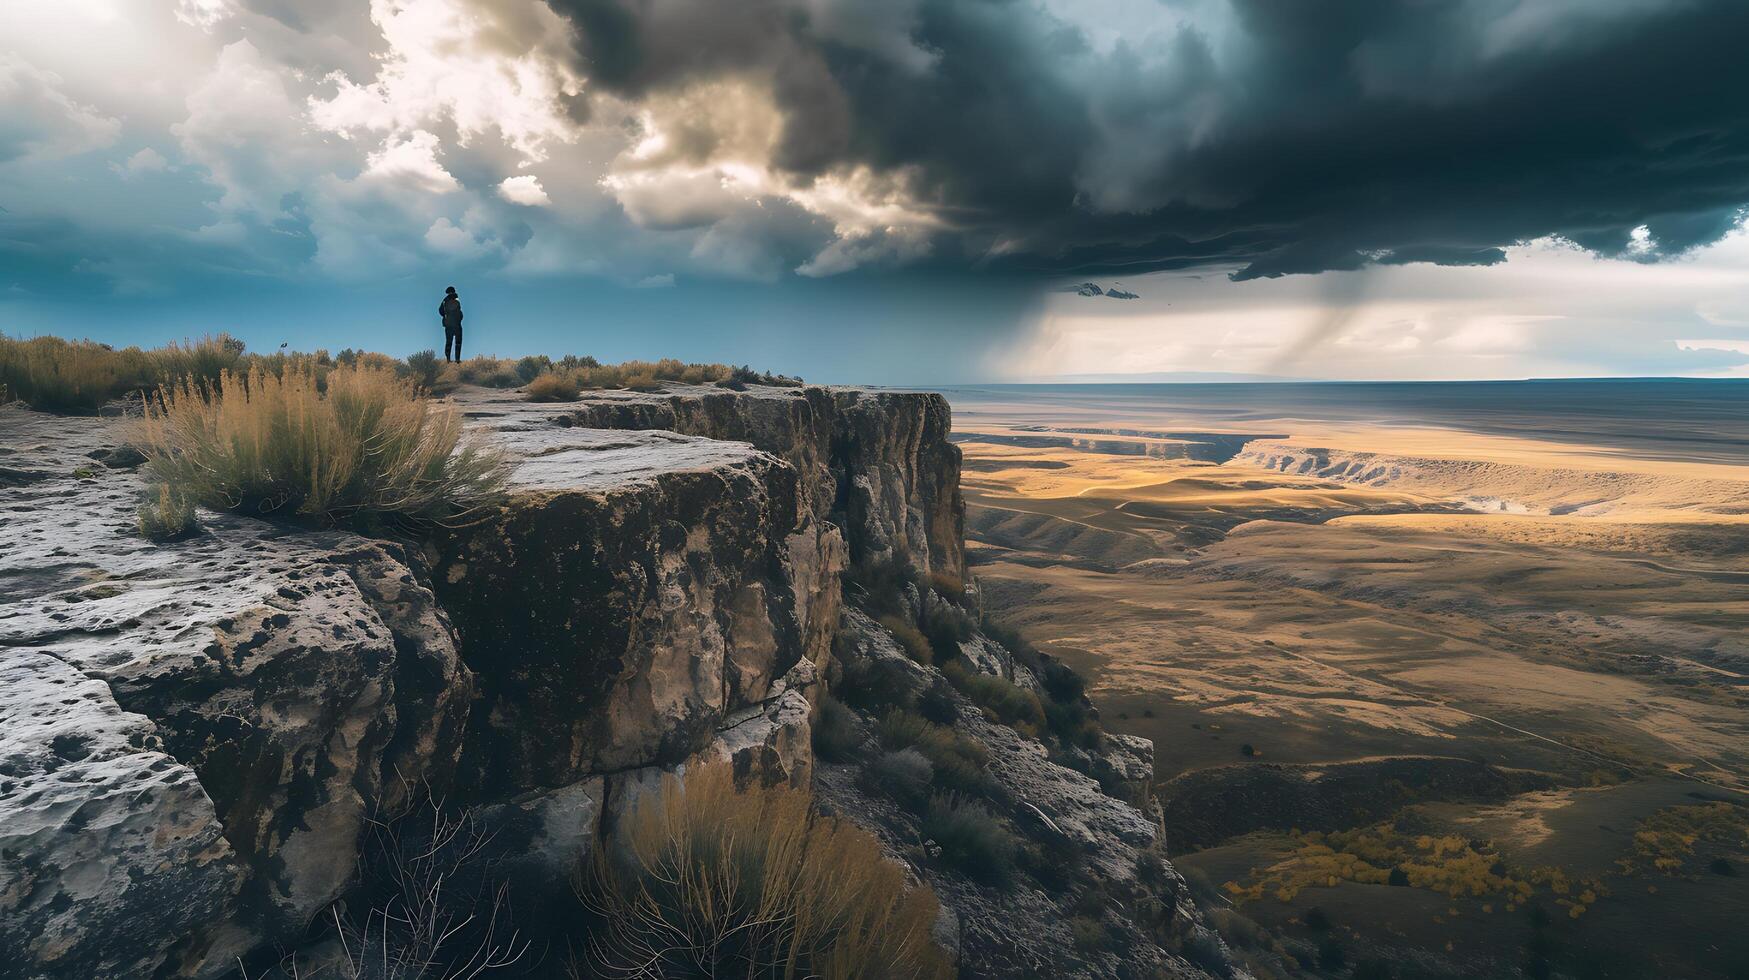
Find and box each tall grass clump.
[578,764,951,980]
[525,371,581,402]
[1,333,247,413]
[136,363,506,526]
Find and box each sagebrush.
[577,764,951,980]
[136,363,506,525]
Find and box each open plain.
[950,381,1749,979]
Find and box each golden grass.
[525,371,581,402]
[579,764,951,980]
[878,614,936,665]
[135,363,506,525]
[0,333,247,413]
[520,358,805,400]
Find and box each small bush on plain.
[921,794,1016,884]
[515,354,553,383]
[525,371,581,402]
[577,764,951,980]
[404,350,441,390]
[136,363,506,526]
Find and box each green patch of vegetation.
[921,794,1016,885]
[811,692,864,762]
[1617,802,1749,876]
[878,614,935,665]
[942,659,1045,734]
[579,764,951,979]
[865,749,934,808]
[136,484,197,542]
[878,710,991,797]
[919,598,973,663]
[1222,820,1610,921]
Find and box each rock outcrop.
[0,382,1225,980]
[456,384,964,580]
[0,407,472,978]
[816,609,1222,979]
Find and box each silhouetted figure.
[439,286,464,362]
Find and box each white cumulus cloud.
[497,174,549,206]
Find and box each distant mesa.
[1064,281,1141,299]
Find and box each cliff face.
[0,386,1222,980]
[456,385,964,580]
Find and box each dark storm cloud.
[547,0,1749,280]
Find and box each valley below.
[948,381,1749,979]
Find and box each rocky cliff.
[0,385,1228,980]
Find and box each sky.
[2,0,1748,384]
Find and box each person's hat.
[446,285,457,294]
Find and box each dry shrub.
[927,569,966,603]
[878,710,991,797]
[153,334,248,387]
[812,692,865,762]
[262,792,526,980]
[137,484,198,542]
[136,363,506,525]
[921,794,1016,884]
[525,371,581,402]
[521,357,800,401]
[436,356,522,391]
[0,334,251,413]
[578,764,951,980]
[879,614,935,666]
[405,350,442,391]
[942,660,1046,734]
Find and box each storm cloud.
[547,0,1749,280]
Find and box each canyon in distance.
[947,379,1749,979]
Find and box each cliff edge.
[0,385,1232,979]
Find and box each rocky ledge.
[0,385,1230,979]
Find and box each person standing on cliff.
[439,286,465,362]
